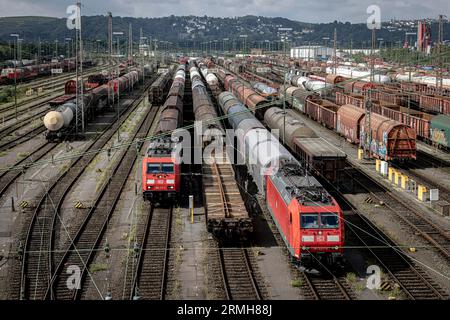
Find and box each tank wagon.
[44,69,142,141]
[190,65,223,142]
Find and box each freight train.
[148,68,173,105]
[279,85,417,161]
[218,91,345,269]
[0,58,93,85]
[142,64,185,203]
[43,69,142,141]
[190,61,252,240]
[336,91,449,149]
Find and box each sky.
[0,0,447,23]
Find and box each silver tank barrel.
[43,102,76,131]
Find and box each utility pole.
[363,89,372,159]
[79,2,84,133]
[10,33,19,120]
[370,28,375,82]
[333,28,337,74]
[436,14,444,92]
[128,23,133,67]
[108,12,113,106]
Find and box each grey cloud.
[0,0,447,22]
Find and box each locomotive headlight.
[147,180,155,184]
[301,235,314,242]
[166,179,175,184]
[327,235,340,242]
[168,186,174,189]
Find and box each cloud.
[0,0,447,22]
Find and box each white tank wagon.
[326,66,391,83]
[44,103,77,132]
[44,69,143,141]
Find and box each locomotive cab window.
[162,164,174,174]
[300,214,319,229]
[320,213,339,229]
[147,164,160,174]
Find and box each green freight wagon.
[430,115,450,149]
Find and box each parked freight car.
[430,115,450,149]
[148,68,173,104]
[337,104,417,161]
[190,65,223,142]
[335,91,448,149]
[191,73,252,240]
[264,107,346,183]
[224,75,269,118]
[44,69,142,141]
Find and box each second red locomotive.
[142,64,186,203]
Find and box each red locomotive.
[218,91,345,270]
[142,64,186,203]
[142,144,181,203]
[265,165,344,269]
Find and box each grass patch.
[16,152,30,159]
[89,263,108,273]
[345,272,358,284]
[291,278,302,288]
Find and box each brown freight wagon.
[335,92,365,108]
[292,137,347,183]
[305,98,339,130]
[230,80,268,117]
[419,95,443,114]
[336,104,365,144]
[360,112,416,161]
[337,104,416,160]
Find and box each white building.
[290,46,334,60]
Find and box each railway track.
[0,125,46,153]
[299,273,354,300]
[10,78,155,300]
[123,205,173,300]
[45,103,160,300]
[325,168,450,300]
[219,247,262,300]
[207,153,263,300]
[392,150,450,203]
[347,212,449,300]
[0,143,59,197]
[416,149,450,170]
[343,164,450,262]
[0,105,50,142]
